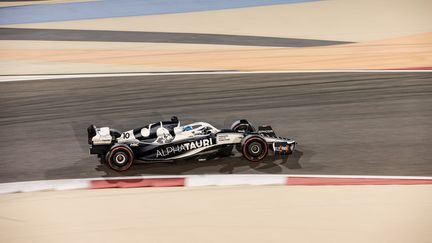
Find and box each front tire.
[107,145,134,171]
[241,135,268,162]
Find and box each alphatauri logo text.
[156,138,213,158]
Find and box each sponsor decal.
[156,138,213,158]
[259,129,274,134]
[273,142,294,154]
[217,134,230,142]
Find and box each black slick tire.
[241,135,268,162]
[107,145,134,172]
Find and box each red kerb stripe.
[90,178,185,189]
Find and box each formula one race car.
[87,117,296,171]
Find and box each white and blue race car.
[88,117,296,171]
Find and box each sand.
[1,185,431,243]
[1,32,431,75]
[4,0,432,42]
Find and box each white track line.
[1,69,431,82]
[0,179,90,194]
[185,175,287,187]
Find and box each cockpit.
[179,122,219,135]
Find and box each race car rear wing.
[87,124,113,145]
[87,125,97,144]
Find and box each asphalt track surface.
[0,72,431,183]
[0,28,350,47]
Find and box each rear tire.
[241,135,268,162]
[107,145,134,171]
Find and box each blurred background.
[0,0,431,74]
[0,1,431,242]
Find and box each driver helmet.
[183,125,193,131]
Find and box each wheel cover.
[114,152,127,165]
[249,142,262,155]
[243,137,268,162]
[107,146,134,171]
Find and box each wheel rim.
[107,146,134,172]
[243,137,268,162]
[115,153,127,165]
[249,142,262,155]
